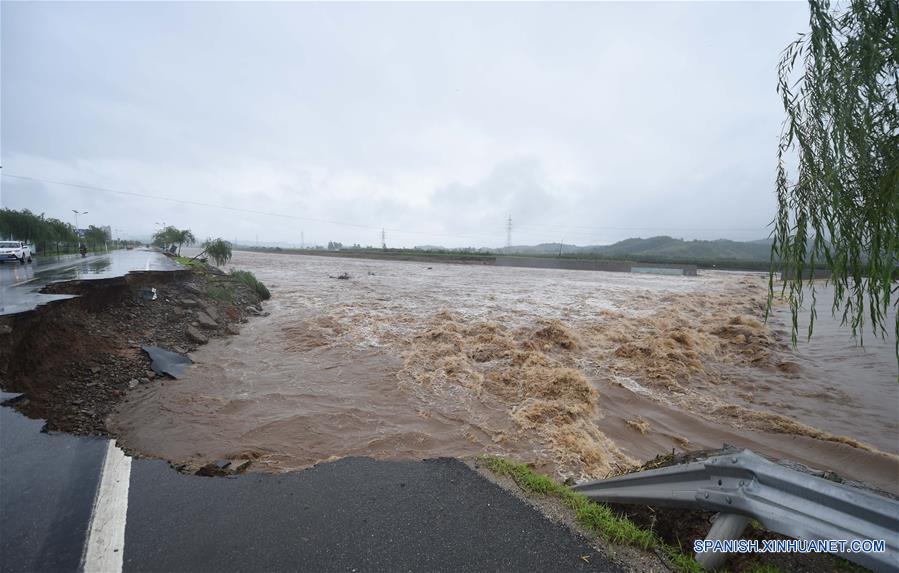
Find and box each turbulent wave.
[398,312,632,477]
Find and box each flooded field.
[111,251,899,492]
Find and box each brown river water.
[110,251,899,493]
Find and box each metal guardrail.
[573,448,899,572]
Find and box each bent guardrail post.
[572,448,899,572]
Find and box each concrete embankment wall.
[494,257,698,276]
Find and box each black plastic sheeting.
[141,345,193,378]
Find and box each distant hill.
[504,236,774,262]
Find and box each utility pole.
[301,231,304,249]
[506,214,512,251]
[559,239,564,258]
[381,228,387,250]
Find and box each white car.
[0,241,33,264]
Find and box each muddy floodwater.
[111,251,899,493]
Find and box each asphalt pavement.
[0,393,108,573]
[0,249,182,316]
[0,399,621,572]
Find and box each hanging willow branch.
[769,0,898,357]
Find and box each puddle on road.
[110,252,898,488]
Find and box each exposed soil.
[0,261,266,436]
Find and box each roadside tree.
[196,238,232,267]
[771,0,898,351]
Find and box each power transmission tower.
[381,228,387,250]
[506,214,512,250]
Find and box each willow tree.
[196,238,232,267]
[771,0,898,353]
[174,229,196,256]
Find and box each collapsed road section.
[0,397,621,573]
[0,249,267,437]
[0,250,630,572]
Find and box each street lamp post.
[72,210,88,251]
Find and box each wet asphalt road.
[0,399,621,572]
[0,394,108,572]
[0,249,182,316]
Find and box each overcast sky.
[1,1,809,248]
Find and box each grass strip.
[173,255,207,271]
[481,456,703,573]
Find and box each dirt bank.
[0,262,266,436]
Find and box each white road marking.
[9,277,37,287]
[82,440,132,573]
[145,256,150,271]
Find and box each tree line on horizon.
[0,208,125,253]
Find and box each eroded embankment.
[0,264,265,435]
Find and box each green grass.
[205,283,234,303]
[173,255,206,271]
[230,269,271,300]
[482,456,702,573]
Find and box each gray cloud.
[1,1,808,247]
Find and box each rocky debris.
[184,283,202,296]
[0,324,12,335]
[199,301,220,321]
[181,298,198,308]
[225,324,240,335]
[245,305,262,316]
[194,458,252,477]
[195,311,218,329]
[329,272,351,280]
[185,325,209,344]
[195,459,232,477]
